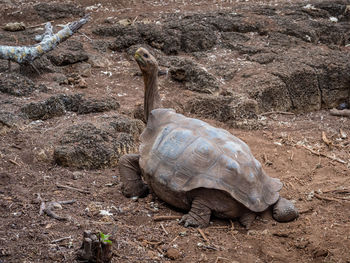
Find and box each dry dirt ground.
[0,0,350,262]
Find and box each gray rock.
[54,116,144,169]
[0,73,36,96]
[168,57,220,94]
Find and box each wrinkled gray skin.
[118,48,298,228]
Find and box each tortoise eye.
[143,53,149,58]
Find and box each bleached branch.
[0,14,90,65]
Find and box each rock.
[76,78,88,89]
[77,98,120,114]
[72,171,84,180]
[243,72,292,112]
[52,73,68,85]
[21,96,66,120]
[132,104,146,123]
[19,56,58,75]
[168,57,220,94]
[34,3,84,21]
[187,93,258,123]
[99,115,144,138]
[33,148,49,162]
[108,26,143,52]
[73,62,92,77]
[88,55,112,68]
[54,118,141,169]
[313,248,329,258]
[3,22,25,31]
[0,111,21,134]
[47,40,89,66]
[56,94,83,112]
[0,73,36,96]
[165,248,181,260]
[21,94,120,120]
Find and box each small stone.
[165,248,181,260]
[76,78,88,89]
[313,248,329,258]
[72,171,83,180]
[118,18,132,26]
[3,22,25,31]
[35,149,48,161]
[198,253,208,262]
[261,229,269,235]
[88,55,112,68]
[247,230,258,236]
[52,73,68,85]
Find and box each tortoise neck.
[143,68,162,122]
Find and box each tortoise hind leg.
[179,197,211,228]
[118,154,148,198]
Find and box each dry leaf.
[322,131,332,146]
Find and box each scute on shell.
[140,109,282,212]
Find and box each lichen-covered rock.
[0,73,36,96]
[0,111,22,134]
[77,98,119,115]
[21,96,66,120]
[54,115,144,169]
[21,94,120,120]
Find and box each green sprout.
[99,232,112,244]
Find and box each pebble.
[72,171,83,180]
[165,248,181,260]
[3,22,25,31]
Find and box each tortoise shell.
[139,108,282,212]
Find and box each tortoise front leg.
[179,197,211,228]
[118,154,148,198]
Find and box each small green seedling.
[99,232,112,244]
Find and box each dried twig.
[298,208,313,214]
[322,131,332,146]
[260,111,295,116]
[169,235,179,244]
[330,108,350,118]
[314,193,342,203]
[51,236,71,244]
[160,223,168,235]
[27,21,54,29]
[323,188,350,194]
[153,215,182,221]
[198,228,209,243]
[8,159,20,166]
[142,240,162,246]
[215,256,230,262]
[207,225,229,229]
[300,145,347,164]
[56,184,90,194]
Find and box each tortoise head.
[134,47,158,74]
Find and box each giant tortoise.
[118,48,298,228]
